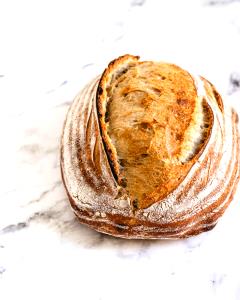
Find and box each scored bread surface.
[61,54,240,239]
[97,55,212,209]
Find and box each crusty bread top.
[97,55,212,209]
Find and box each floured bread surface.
[97,55,212,209]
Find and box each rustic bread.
[61,54,240,239]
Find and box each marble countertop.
[1,0,240,299]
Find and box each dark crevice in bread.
[183,98,212,161]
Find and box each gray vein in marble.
[229,72,240,94]
[46,79,68,94]
[1,222,28,234]
[114,34,124,42]
[131,0,146,7]
[28,207,66,223]
[60,80,68,86]
[27,180,62,206]
[0,266,6,275]
[205,0,240,5]
[82,63,94,69]
[29,200,71,226]
[0,75,4,78]
[1,194,74,237]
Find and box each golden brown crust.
[60,55,240,239]
[97,56,213,209]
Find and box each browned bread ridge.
[61,54,240,239]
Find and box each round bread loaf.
[60,54,240,239]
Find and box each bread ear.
[97,54,140,178]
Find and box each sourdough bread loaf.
[61,54,239,239]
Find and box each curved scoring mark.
[76,81,105,192]
[73,79,117,198]
[61,81,98,210]
[71,80,97,187]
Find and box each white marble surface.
[1,0,240,299]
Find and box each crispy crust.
[60,55,240,239]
